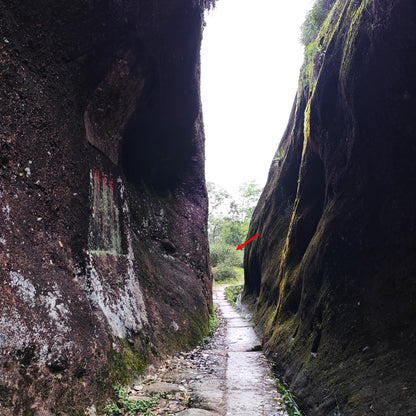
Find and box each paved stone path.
[215,287,284,416]
[119,285,287,416]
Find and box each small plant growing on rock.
[278,384,303,416]
[200,310,219,346]
[103,403,121,416]
[273,146,286,167]
[103,385,171,416]
[209,312,219,335]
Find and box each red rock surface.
[0,1,212,414]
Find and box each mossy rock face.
[245,0,416,414]
[107,339,148,386]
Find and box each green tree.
[210,242,242,268]
[207,182,231,214]
[215,217,248,247]
[207,181,263,281]
[208,181,262,245]
[207,182,232,243]
[238,181,263,220]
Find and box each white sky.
[201,0,314,194]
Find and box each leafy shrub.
[210,242,242,268]
[212,264,237,282]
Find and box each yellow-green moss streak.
[107,339,147,386]
[167,311,210,353]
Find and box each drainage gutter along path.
[119,285,287,416]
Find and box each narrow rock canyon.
[1,0,415,415]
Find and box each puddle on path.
[116,286,288,415]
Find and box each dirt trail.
[121,286,287,415]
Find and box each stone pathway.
[216,287,284,416]
[119,286,287,416]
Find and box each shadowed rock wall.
[0,1,212,414]
[244,0,416,414]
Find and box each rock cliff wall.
[244,0,416,414]
[0,1,213,414]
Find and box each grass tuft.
[103,385,173,416]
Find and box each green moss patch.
[108,340,147,386]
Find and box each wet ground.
[121,286,287,415]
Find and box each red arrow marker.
[236,233,260,250]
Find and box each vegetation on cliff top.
[203,0,216,11]
[300,0,337,90]
[300,0,336,46]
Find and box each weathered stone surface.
[0,1,213,414]
[245,0,416,415]
[177,409,221,416]
[143,382,183,395]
